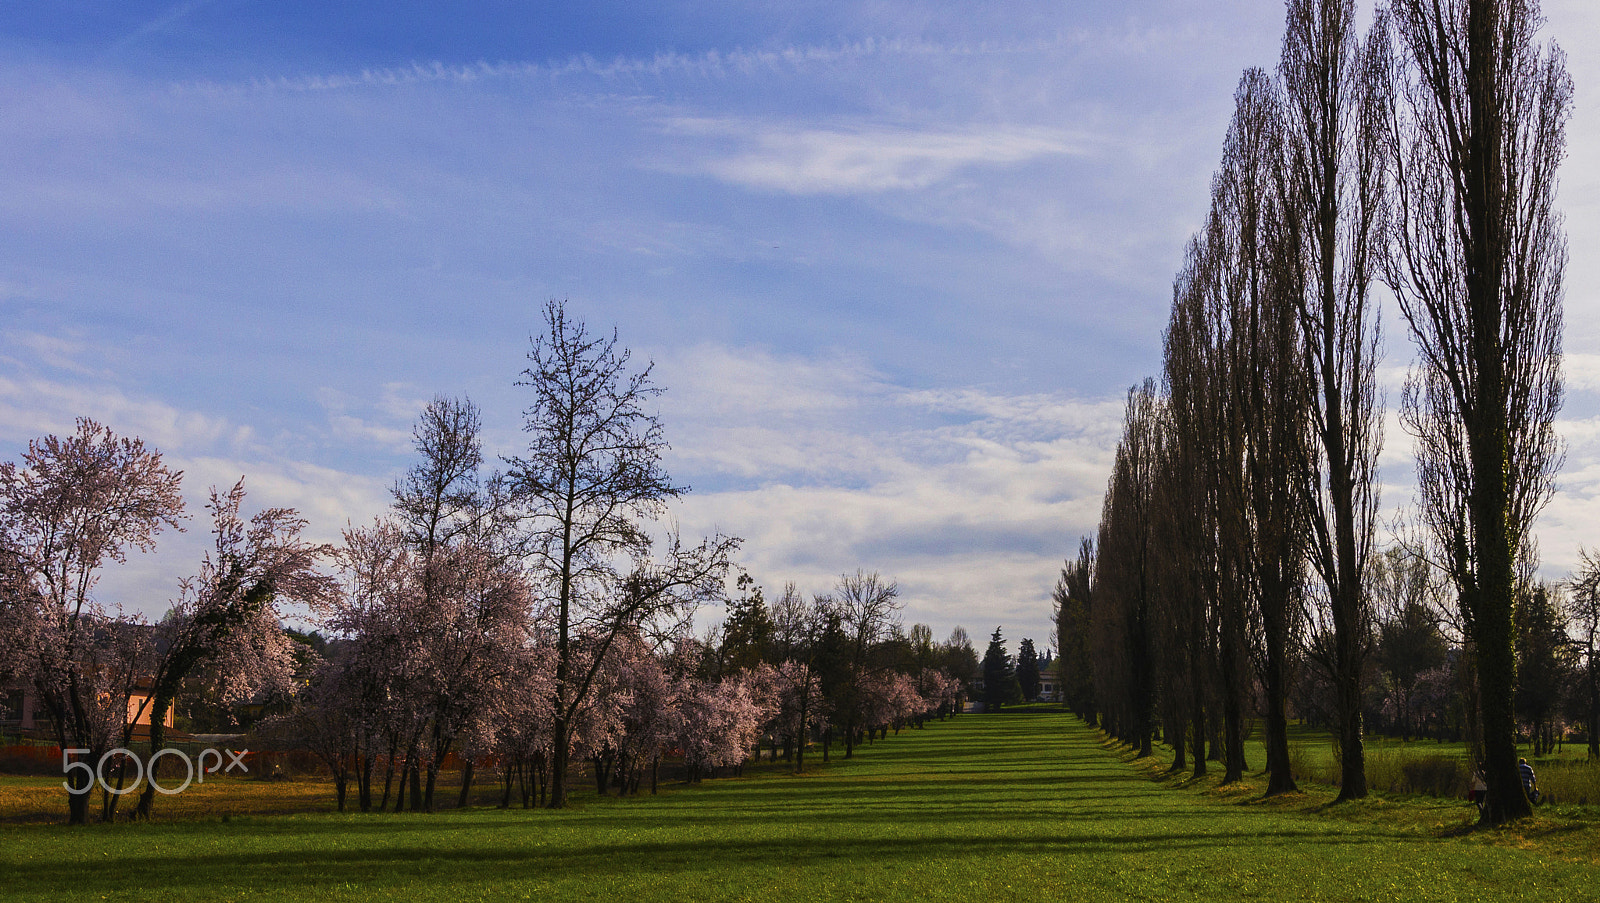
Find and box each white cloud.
[314,384,423,454]
[652,344,1122,645]
[81,451,392,622]
[2,330,100,377]
[662,119,1092,195]
[1565,353,1600,394]
[0,373,250,456]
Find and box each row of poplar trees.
[1055,0,1570,825]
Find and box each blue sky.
[3,1,1597,650]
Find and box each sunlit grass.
[3,712,1597,902]
[0,773,337,825]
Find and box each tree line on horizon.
[1053,0,1586,826]
[0,300,977,824]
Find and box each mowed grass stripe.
[1,712,1594,902]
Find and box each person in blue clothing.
[1518,757,1539,804]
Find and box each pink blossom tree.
[272,655,363,811]
[403,538,532,810]
[475,642,558,809]
[307,396,533,813]
[387,395,532,811]
[769,583,834,772]
[917,667,961,721]
[0,419,185,825]
[321,521,429,812]
[675,675,763,782]
[132,479,335,819]
[594,631,680,795]
[764,660,829,769]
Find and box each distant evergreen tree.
[1016,638,1040,702]
[720,572,774,672]
[981,628,1020,712]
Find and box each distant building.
[1037,675,1058,703]
[2,683,174,738]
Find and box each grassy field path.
[2,712,1594,901]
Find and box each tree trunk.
[1262,691,1294,795]
[1262,599,1297,795]
[1476,564,1533,822]
[548,718,569,808]
[379,751,396,811]
[1223,681,1246,783]
[1587,672,1598,759]
[1191,661,1208,778]
[1218,622,1247,782]
[359,754,374,812]
[135,685,177,820]
[66,773,92,825]
[796,696,809,775]
[393,759,406,812]
[409,760,424,812]
[457,759,474,809]
[1335,693,1367,800]
[424,762,440,811]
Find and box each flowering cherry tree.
[475,642,558,809]
[593,631,680,795]
[0,419,184,825]
[131,479,335,820]
[675,675,764,782]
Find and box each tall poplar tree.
[1387,0,1570,823]
[1278,0,1392,801]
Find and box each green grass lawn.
[1135,719,1600,807]
[2,712,1596,902]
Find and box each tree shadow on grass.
[9,821,1415,899]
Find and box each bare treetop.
[393,395,486,557]
[505,298,734,808]
[506,299,685,576]
[835,569,901,660]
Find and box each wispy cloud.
[661,119,1091,194]
[109,0,213,55]
[0,373,252,456]
[0,330,100,377]
[178,36,1064,96]
[314,384,426,455]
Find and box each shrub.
[1364,747,1403,793]
[1286,740,1323,786]
[1399,755,1467,798]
